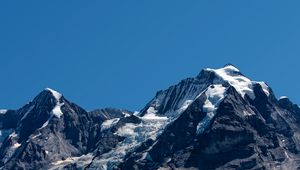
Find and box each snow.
[89,114,168,169]
[11,143,21,149]
[143,108,168,120]
[133,111,139,116]
[45,88,62,101]
[197,85,226,134]
[145,106,157,115]
[2,132,21,163]
[21,105,35,121]
[122,111,131,117]
[206,65,270,100]
[49,154,94,170]
[206,65,256,99]
[0,109,8,114]
[45,88,64,118]
[141,79,208,119]
[52,157,76,166]
[257,82,270,96]
[30,132,42,139]
[51,102,64,118]
[101,118,120,132]
[280,96,288,100]
[9,132,18,138]
[116,123,137,137]
[177,100,194,113]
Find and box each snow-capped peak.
[205,65,270,99]
[44,88,62,102]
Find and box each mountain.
[1,65,300,170]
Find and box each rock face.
[1,65,300,170]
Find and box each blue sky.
[1,1,300,111]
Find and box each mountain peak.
[44,88,62,102]
[198,65,271,101]
[223,63,239,69]
[203,65,256,99]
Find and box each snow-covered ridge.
[0,109,8,114]
[45,88,62,101]
[205,65,270,99]
[45,88,64,118]
[280,96,288,100]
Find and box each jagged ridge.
[0,65,299,170]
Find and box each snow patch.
[196,85,226,134]
[178,100,194,113]
[122,111,131,117]
[2,132,20,163]
[143,112,168,120]
[45,88,62,101]
[101,118,120,132]
[0,109,8,114]
[9,132,18,138]
[52,157,76,166]
[51,102,64,118]
[257,82,270,96]
[11,143,21,149]
[280,96,288,100]
[49,154,94,170]
[115,123,137,137]
[45,88,64,118]
[133,111,139,116]
[21,105,35,121]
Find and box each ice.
[116,123,137,137]
[89,114,168,169]
[196,85,226,134]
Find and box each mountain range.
[1,65,300,170]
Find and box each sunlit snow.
[0,109,8,114]
[206,65,270,99]
[101,118,120,132]
[45,88,64,118]
[196,85,226,134]
[280,96,288,100]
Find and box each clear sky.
[1,1,300,111]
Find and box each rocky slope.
[0,65,300,170]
